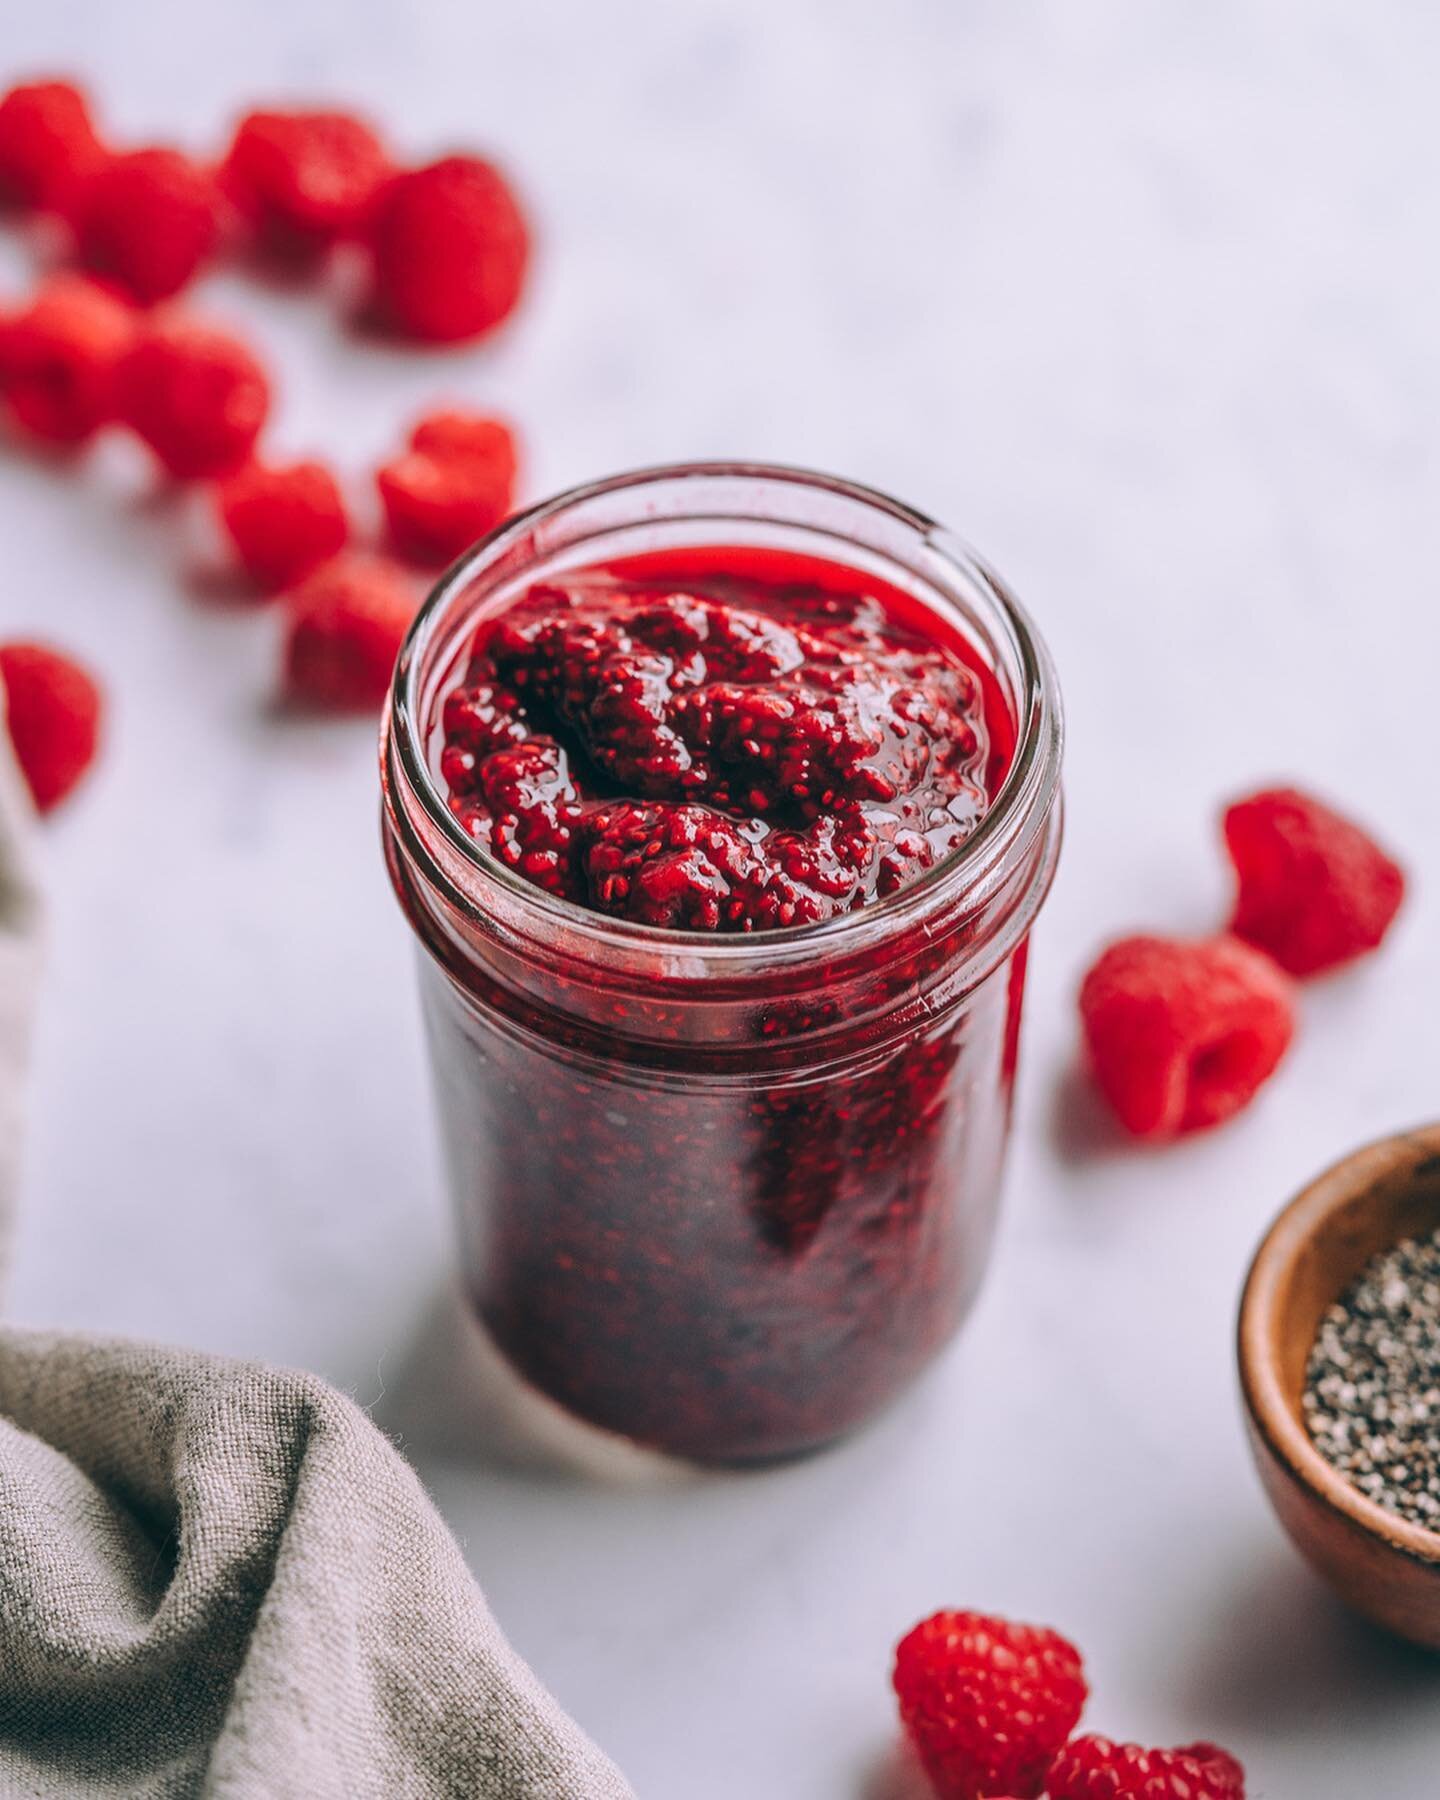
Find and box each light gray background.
[3,5,1439,1795]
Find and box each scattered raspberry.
[367,154,530,343]
[409,410,517,461]
[0,275,135,444]
[282,554,417,709]
[1046,1734,1245,1799]
[221,108,393,252]
[118,315,270,480]
[215,458,349,590]
[0,640,103,812]
[75,147,221,303]
[0,79,104,214]
[1078,935,1295,1138]
[1223,785,1406,977]
[1173,1745,1246,1792]
[377,410,518,564]
[892,1610,1088,1799]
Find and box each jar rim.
[385,460,1063,972]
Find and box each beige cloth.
[0,1330,634,1800]
[0,690,634,1799]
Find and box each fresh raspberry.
[1046,1734,1245,1799]
[0,275,136,444]
[1173,1745,1246,1792]
[0,79,104,214]
[75,147,221,303]
[408,410,518,462]
[1223,785,1406,977]
[1078,934,1295,1138]
[0,640,103,812]
[215,458,349,590]
[282,555,417,709]
[221,108,393,252]
[892,1610,1088,1799]
[118,315,270,480]
[377,410,518,564]
[367,154,530,343]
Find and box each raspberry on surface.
[117,315,270,480]
[892,1610,1088,1800]
[366,154,530,343]
[1223,785,1406,977]
[221,108,393,251]
[0,640,103,813]
[75,147,221,303]
[377,410,518,564]
[215,458,349,590]
[0,79,104,214]
[0,275,136,444]
[1078,934,1295,1138]
[1171,1744,1246,1791]
[282,554,418,710]
[1046,1733,1245,1799]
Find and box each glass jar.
[381,464,1063,1465]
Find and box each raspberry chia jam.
[382,465,1063,1463]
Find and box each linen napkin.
[0,700,634,1800]
[0,1328,635,1800]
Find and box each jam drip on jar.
[436,567,994,930]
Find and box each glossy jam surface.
[432,548,1010,931]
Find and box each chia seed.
[1303,1225,1440,1532]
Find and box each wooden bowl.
[1239,1125,1440,1649]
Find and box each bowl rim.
[1237,1122,1440,1568]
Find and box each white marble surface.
[3,4,1440,1794]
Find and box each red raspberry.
[0,79,104,214]
[282,555,417,710]
[367,154,530,343]
[76,147,221,303]
[892,1610,1088,1799]
[1173,1745,1246,1791]
[1078,935,1295,1138]
[377,410,518,564]
[215,458,349,590]
[221,108,393,252]
[410,411,518,462]
[1046,1734,1245,1798]
[0,275,136,444]
[0,640,103,812]
[1223,785,1405,977]
[118,315,270,480]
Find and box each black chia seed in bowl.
[1303,1225,1440,1533]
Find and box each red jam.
[433,547,1011,932]
[386,483,1061,1466]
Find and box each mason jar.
[382,463,1063,1464]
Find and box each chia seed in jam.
[384,476,1062,1465]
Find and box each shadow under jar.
[382,464,1063,1465]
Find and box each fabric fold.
[0,1329,634,1800]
